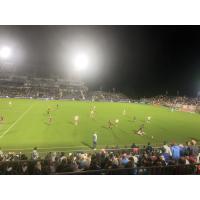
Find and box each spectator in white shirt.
[0,147,3,158]
[31,147,39,160]
[93,133,98,149]
[163,141,172,156]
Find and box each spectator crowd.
[142,95,200,107]
[0,140,200,175]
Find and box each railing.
[55,163,200,175]
[0,143,186,153]
[1,144,199,158]
[0,159,199,175]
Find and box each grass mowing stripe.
[0,104,33,139]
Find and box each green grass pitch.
[0,98,200,152]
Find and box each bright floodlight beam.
[74,53,89,71]
[0,46,12,60]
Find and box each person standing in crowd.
[183,141,191,156]
[171,143,181,160]
[0,147,3,158]
[146,142,153,154]
[163,141,172,156]
[93,133,98,150]
[190,140,199,157]
[31,147,39,160]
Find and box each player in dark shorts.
[47,107,51,115]
[0,116,4,123]
[135,124,145,136]
[48,115,52,124]
[108,120,114,129]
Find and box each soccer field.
[0,98,200,152]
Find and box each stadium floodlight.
[74,53,89,71]
[0,46,12,60]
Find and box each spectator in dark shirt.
[146,142,153,154]
[190,140,199,157]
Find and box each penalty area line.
[0,104,33,139]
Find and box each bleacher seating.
[0,71,130,101]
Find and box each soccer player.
[74,115,80,126]
[136,129,144,136]
[48,115,52,124]
[135,123,145,134]
[47,107,51,115]
[115,119,119,127]
[140,123,145,129]
[135,126,145,136]
[0,115,4,123]
[108,120,114,129]
[122,109,126,116]
[93,133,98,149]
[90,110,95,119]
[147,116,151,123]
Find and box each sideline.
[0,104,34,139]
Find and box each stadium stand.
[0,70,131,101]
[139,95,200,113]
[87,91,130,102]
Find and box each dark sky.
[0,25,200,97]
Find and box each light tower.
[74,52,89,72]
[0,46,12,60]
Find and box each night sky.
[0,25,200,97]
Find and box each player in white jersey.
[90,110,95,119]
[147,116,151,123]
[115,119,119,127]
[74,115,80,126]
[122,109,126,116]
[135,126,145,136]
[134,123,145,136]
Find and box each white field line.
[0,104,33,139]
